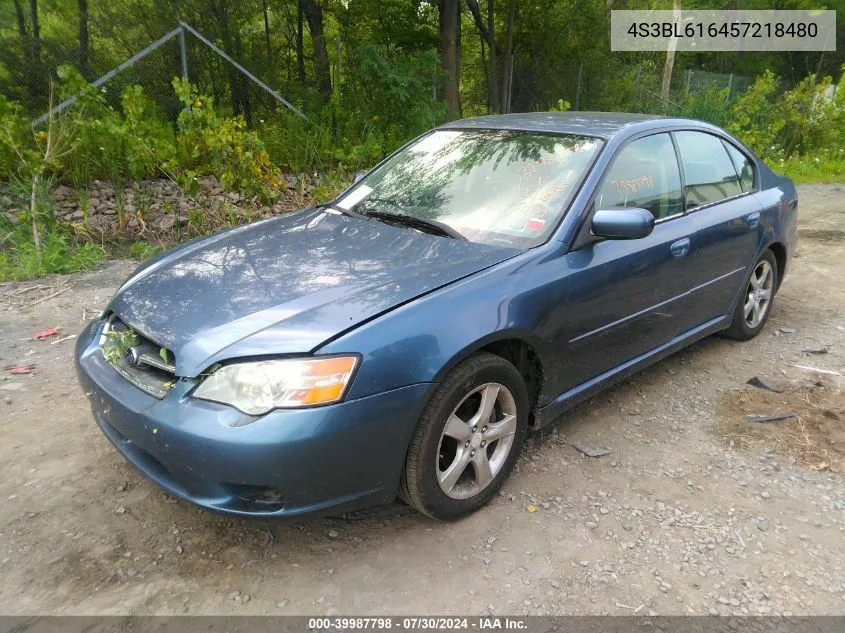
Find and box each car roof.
[441,112,700,139]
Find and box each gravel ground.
[0,184,844,616]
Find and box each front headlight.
[192,356,359,415]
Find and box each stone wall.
[3,174,322,238]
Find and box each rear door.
[672,131,763,332]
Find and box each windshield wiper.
[357,207,466,240]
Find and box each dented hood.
[107,208,517,376]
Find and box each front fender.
[317,246,564,404]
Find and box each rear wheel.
[723,250,778,340]
[400,353,528,520]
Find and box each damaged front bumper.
[74,317,429,518]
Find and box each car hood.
[107,208,518,376]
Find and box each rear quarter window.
[722,141,755,192]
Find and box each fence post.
[179,26,188,81]
[507,55,514,113]
[178,26,190,113]
[686,68,691,92]
[727,73,734,98]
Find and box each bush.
[171,78,281,200]
[0,218,105,281]
[678,85,732,128]
[726,68,844,165]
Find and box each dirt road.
[1,185,844,616]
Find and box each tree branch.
[466,0,502,55]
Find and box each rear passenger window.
[723,141,755,192]
[674,131,743,208]
[595,133,683,220]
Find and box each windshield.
[336,129,603,248]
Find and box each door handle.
[746,211,761,228]
[670,238,690,258]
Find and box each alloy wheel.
[436,382,518,500]
[744,259,774,328]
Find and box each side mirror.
[592,208,655,240]
[353,171,367,184]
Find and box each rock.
[103,207,116,215]
[276,599,289,609]
[53,185,72,201]
[757,518,772,532]
[88,197,100,207]
[229,591,241,601]
[550,579,561,589]
[198,175,220,190]
[115,506,127,515]
[159,216,176,231]
[227,192,242,203]
[761,491,771,499]
[72,210,84,220]
[327,529,339,539]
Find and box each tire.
[723,249,779,341]
[400,352,529,520]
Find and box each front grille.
[100,316,176,398]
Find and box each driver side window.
[595,133,684,220]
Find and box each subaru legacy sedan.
[76,113,797,520]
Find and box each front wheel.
[723,249,778,340]
[400,353,529,520]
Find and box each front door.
[541,132,695,398]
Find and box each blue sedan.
[75,113,798,520]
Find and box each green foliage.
[777,153,845,184]
[726,68,844,166]
[101,327,140,367]
[677,85,732,128]
[0,217,105,281]
[726,70,785,159]
[127,240,162,260]
[171,78,281,199]
[548,99,571,112]
[51,66,176,184]
[346,45,446,146]
[0,96,29,183]
[258,112,334,173]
